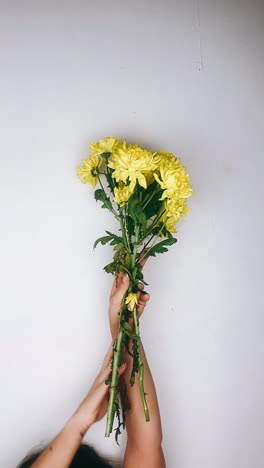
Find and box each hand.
[74,343,127,434]
[108,272,150,340]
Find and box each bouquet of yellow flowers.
[77,136,192,440]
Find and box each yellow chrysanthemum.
[154,162,192,201]
[108,143,158,191]
[90,136,121,156]
[125,292,138,310]
[164,216,177,233]
[113,184,133,206]
[77,154,103,187]
[156,151,177,170]
[159,199,191,232]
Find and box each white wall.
[1,1,264,467]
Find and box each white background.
[1,1,264,467]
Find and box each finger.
[101,366,112,384]
[102,361,127,384]
[138,292,150,303]
[139,250,149,270]
[102,343,114,368]
[137,292,150,316]
[110,272,124,298]
[136,282,144,301]
[110,273,130,306]
[118,362,127,376]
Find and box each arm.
[31,343,126,468]
[31,415,88,468]
[109,274,166,468]
[123,341,166,468]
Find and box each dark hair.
[17,443,113,468]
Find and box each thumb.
[112,273,130,305]
[118,362,127,376]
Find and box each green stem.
[141,232,155,251]
[105,224,150,438]
[130,226,150,421]
[132,306,150,422]
[141,186,159,210]
[123,205,131,252]
[131,226,140,276]
[119,207,131,253]
[140,223,166,263]
[98,175,119,219]
[138,207,166,246]
[105,326,124,437]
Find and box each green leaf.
[105,231,123,245]
[135,271,149,286]
[127,190,147,233]
[94,188,113,211]
[112,242,132,272]
[126,215,135,238]
[104,262,117,274]
[142,182,163,220]
[121,322,140,340]
[130,339,140,386]
[146,237,177,258]
[145,193,163,219]
[123,322,132,332]
[105,167,116,193]
[93,231,123,249]
[146,224,173,240]
[93,235,113,249]
[119,265,131,276]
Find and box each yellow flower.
[154,167,179,200]
[77,154,103,187]
[113,184,133,206]
[125,292,138,310]
[108,143,158,191]
[159,199,191,232]
[154,151,192,232]
[164,216,177,233]
[90,136,121,156]
[154,160,192,201]
[156,151,177,170]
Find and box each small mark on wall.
[224,166,232,173]
[195,60,204,72]
[195,0,204,76]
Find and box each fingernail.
[122,274,129,284]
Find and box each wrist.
[70,408,93,438]
[110,330,118,342]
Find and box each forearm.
[124,444,166,468]
[31,409,90,467]
[108,273,166,466]
[123,340,163,448]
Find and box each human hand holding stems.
[73,270,150,437]
[31,274,165,468]
[107,271,166,468]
